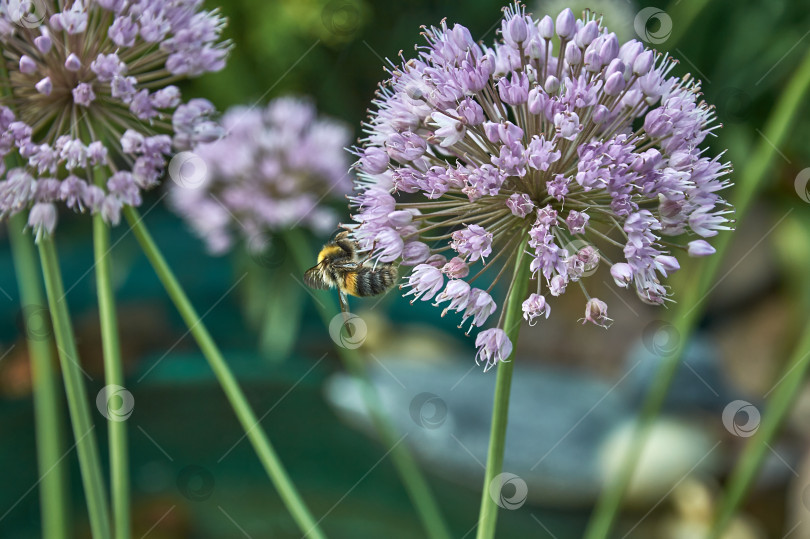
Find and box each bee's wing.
[303,265,329,290]
[332,261,361,270]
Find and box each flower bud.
[527,87,546,115]
[65,53,81,71]
[19,56,36,74]
[599,34,619,64]
[618,39,644,68]
[34,33,52,54]
[505,15,528,45]
[402,241,430,265]
[544,75,560,94]
[565,41,582,65]
[387,210,413,227]
[539,15,554,39]
[605,58,625,78]
[526,35,546,60]
[584,47,602,72]
[604,71,625,96]
[555,8,575,39]
[687,240,716,257]
[592,104,609,124]
[35,77,52,95]
[633,50,654,75]
[575,21,599,48]
[442,257,469,279]
[610,263,633,288]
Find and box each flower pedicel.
[349,2,733,370]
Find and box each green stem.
[0,55,71,537]
[476,239,530,539]
[93,206,131,539]
[709,327,810,538]
[8,214,70,539]
[122,206,324,539]
[258,264,304,361]
[584,46,810,539]
[283,228,453,539]
[583,288,703,539]
[38,235,112,539]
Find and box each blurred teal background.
[2,0,810,537]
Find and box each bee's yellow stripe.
[317,244,343,264]
[343,272,360,297]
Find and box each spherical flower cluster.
[169,97,353,254]
[0,0,229,239]
[349,3,733,370]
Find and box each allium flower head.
[0,0,229,235]
[349,2,733,370]
[170,97,353,254]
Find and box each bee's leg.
[338,290,354,338]
[357,240,379,266]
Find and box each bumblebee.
[304,230,398,313]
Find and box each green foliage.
[191,0,503,128]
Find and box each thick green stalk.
[93,208,131,539]
[476,240,530,539]
[8,214,70,539]
[38,236,112,539]
[283,228,452,539]
[709,327,810,537]
[584,47,810,539]
[122,206,324,539]
[1,57,71,537]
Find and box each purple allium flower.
[610,262,633,288]
[169,97,353,254]
[475,328,513,371]
[442,256,470,279]
[434,278,472,316]
[506,192,534,218]
[0,0,229,235]
[347,2,733,368]
[403,263,445,302]
[451,224,493,262]
[522,293,550,325]
[582,297,612,328]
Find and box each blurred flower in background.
[170,97,352,254]
[350,4,733,369]
[170,96,353,359]
[0,0,229,237]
